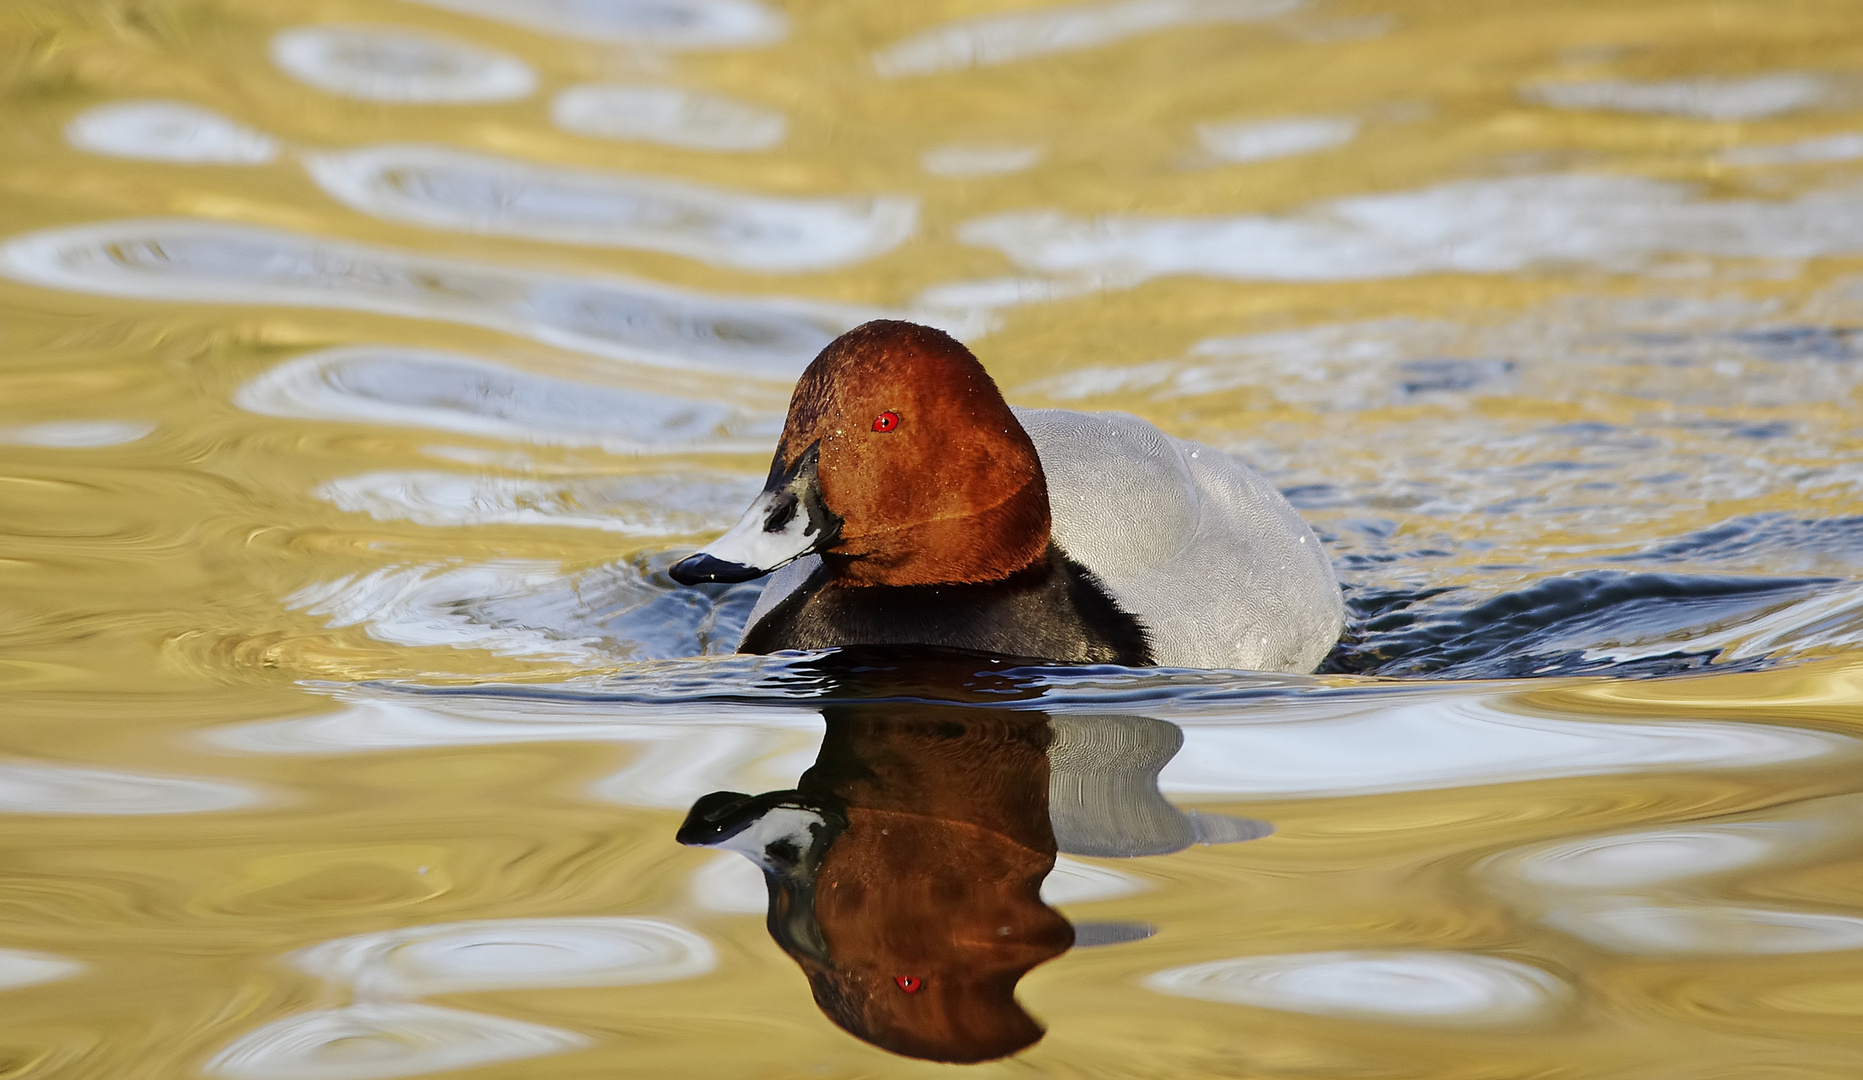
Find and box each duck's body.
[672,321,1344,673]
[742,543,1151,664]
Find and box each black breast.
[739,545,1153,665]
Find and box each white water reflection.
[1159,695,1846,799]
[915,275,1100,314]
[689,851,767,913]
[591,723,816,808]
[317,470,757,534]
[1524,73,1829,120]
[305,144,915,272]
[206,1003,586,1080]
[0,420,153,448]
[1722,133,1863,167]
[297,918,715,999]
[1144,951,1566,1025]
[1544,899,1863,956]
[288,561,603,661]
[1580,580,1863,666]
[282,554,766,662]
[552,85,785,151]
[402,0,785,49]
[1195,116,1357,163]
[210,695,823,809]
[961,174,1863,286]
[0,761,261,815]
[0,218,881,376]
[270,25,537,104]
[0,949,84,991]
[921,144,1044,177]
[874,0,1301,77]
[213,685,1847,809]
[237,347,779,454]
[66,101,279,164]
[1493,800,1863,956]
[1511,825,1798,890]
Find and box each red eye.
[894,975,923,993]
[872,411,900,433]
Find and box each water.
[2,0,1862,1074]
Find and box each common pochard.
[669,320,1343,671]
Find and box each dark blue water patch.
[1542,421,1618,437]
[1395,357,1514,397]
[1726,325,1863,363]
[1279,483,1348,510]
[1606,514,1863,576]
[1322,571,1836,679]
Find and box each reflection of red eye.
[872,411,900,433]
[894,975,923,993]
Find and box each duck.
[668,320,1343,672]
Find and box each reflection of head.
[798,805,1070,1062]
[680,706,1070,1063]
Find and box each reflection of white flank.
[1523,73,1828,121]
[236,347,778,453]
[552,85,785,151]
[961,174,1863,286]
[0,949,84,991]
[0,420,154,447]
[271,25,537,104]
[305,144,916,272]
[317,471,759,535]
[1195,116,1357,163]
[875,0,1301,77]
[1041,855,1149,905]
[1144,951,1566,1025]
[1159,694,1846,799]
[401,0,786,49]
[1722,132,1863,167]
[921,144,1044,177]
[0,761,261,815]
[66,100,279,164]
[206,1003,586,1080]
[0,218,882,376]
[296,918,715,999]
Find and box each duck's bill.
[669,444,837,586]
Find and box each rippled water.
[2,0,1862,1074]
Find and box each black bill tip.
[669,552,767,586]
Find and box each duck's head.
[669,320,1050,588]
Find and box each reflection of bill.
[679,705,1268,1063]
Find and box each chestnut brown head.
[669,321,1050,588]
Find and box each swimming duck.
[669,320,1343,671]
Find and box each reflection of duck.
[669,320,1343,672]
[678,704,1267,1063]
